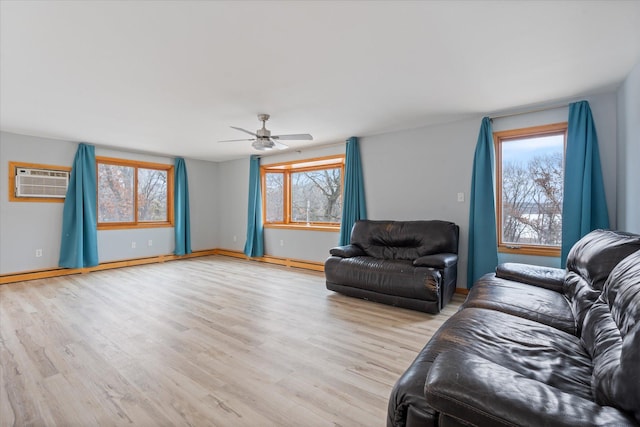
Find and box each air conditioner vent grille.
[15,168,69,198]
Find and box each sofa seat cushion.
[421,308,593,399]
[462,274,576,335]
[425,350,639,427]
[325,256,439,301]
[388,307,594,427]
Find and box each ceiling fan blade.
[218,138,255,143]
[271,139,289,150]
[230,126,259,137]
[271,133,313,141]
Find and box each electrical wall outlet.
[131,241,136,249]
[35,249,43,257]
[148,240,153,247]
[457,192,465,202]
[280,239,284,247]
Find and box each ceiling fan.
[219,114,313,151]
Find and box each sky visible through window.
[502,134,564,164]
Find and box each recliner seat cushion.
[325,256,439,301]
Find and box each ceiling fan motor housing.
[257,113,271,137]
[256,128,271,137]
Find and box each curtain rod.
[489,102,569,121]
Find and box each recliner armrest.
[413,253,458,269]
[495,262,565,292]
[329,244,366,258]
[425,351,636,427]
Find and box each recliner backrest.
[563,230,640,334]
[580,250,640,423]
[350,220,459,260]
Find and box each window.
[97,156,173,229]
[494,123,567,256]
[262,155,344,230]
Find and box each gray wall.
[360,118,478,285]
[0,87,627,285]
[211,90,619,289]
[492,92,618,231]
[0,132,218,274]
[491,91,619,269]
[359,91,619,282]
[185,157,219,251]
[0,133,77,273]
[216,157,250,252]
[617,59,640,234]
[215,145,344,261]
[261,146,345,261]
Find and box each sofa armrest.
[413,253,458,269]
[495,262,565,292]
[425,351,637,427]
[329,244,366,258]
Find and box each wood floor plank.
[0,255,463,426]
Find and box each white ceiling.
[1,1,639,162]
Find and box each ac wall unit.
[15,168,69,198]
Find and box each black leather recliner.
[387,229,640,427]
[325,220,459,314]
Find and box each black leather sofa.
[325,220,459,314]
[388,229,640,427]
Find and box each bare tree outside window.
[262,156,344,227]
[265,172,284,222]
[291,168,342,223]
[499,131,564,249]
[138,168,167,221]
[97,157,173,228]
[98,164,134,222]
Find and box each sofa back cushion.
[564,230,640,334]
[350,220,458,260]
[566,229,640,290]
[581,251,640,423]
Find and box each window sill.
[98,222,173,230]
[498,244,560,257]
[264,224,340,232]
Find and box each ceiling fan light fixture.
[252,140,274,151]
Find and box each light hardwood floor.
[0,256,463,427]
